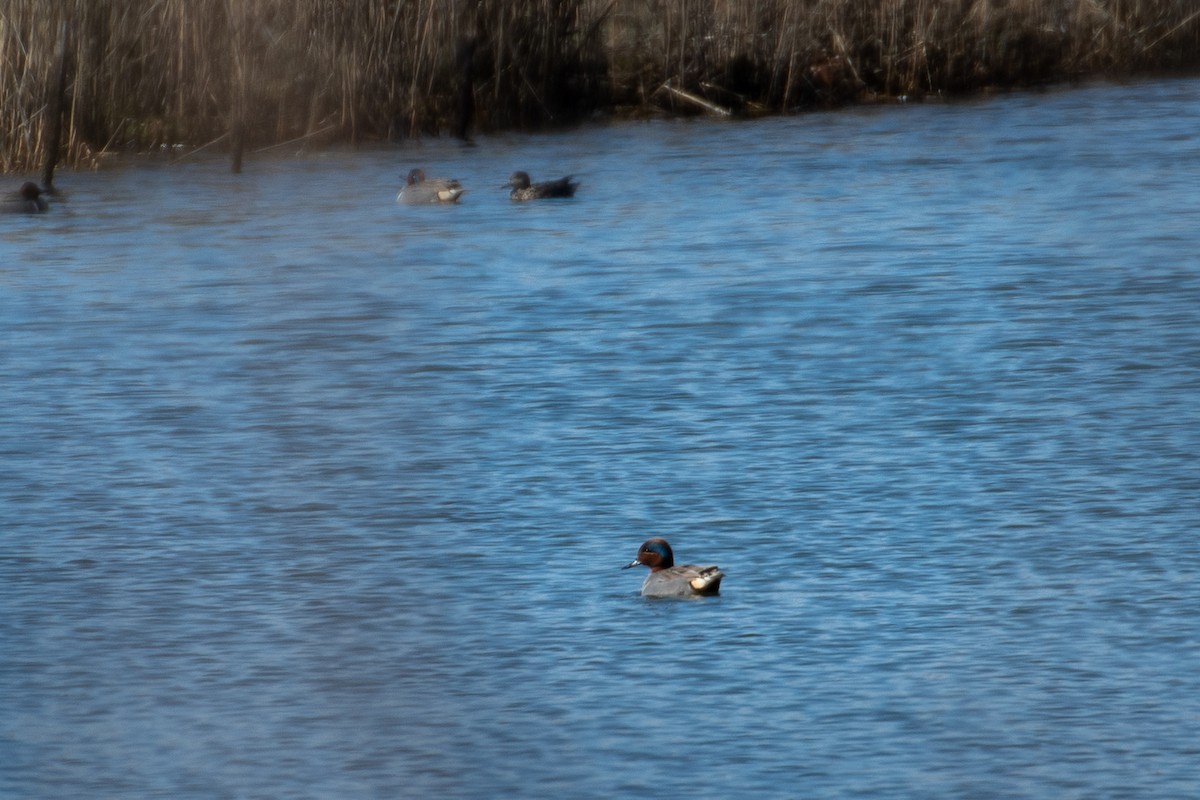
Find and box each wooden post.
[455,0,480,142]
[455,35,477,142]
[227,0,246,173]
[230,103,244,173]
[41,20,70,189]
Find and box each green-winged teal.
[623,538,724,597]
[397,168,465,204]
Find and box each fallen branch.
[1139,8,1200,54]
[253,124,338,153]
[655,80,731,117]
[169,132,229,164]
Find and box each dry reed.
[3,0,1198,172]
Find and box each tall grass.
[3,0,1199,172]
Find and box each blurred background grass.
[3,0,1199,171]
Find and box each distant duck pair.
[397,168,577,204]
[3,182,48,214]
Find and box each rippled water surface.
[3,79,1200,799]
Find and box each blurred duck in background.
[504,171,577,201]
[397,168,465,204]
[3,182,49,213]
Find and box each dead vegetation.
[3,0,1198,171]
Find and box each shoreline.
[7,73,1193,176]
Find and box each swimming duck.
[622,538,724,597]
[397,168,465,204]
[3,182,49,213]
[505,171,578,201]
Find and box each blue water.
[3,78,1199,799]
